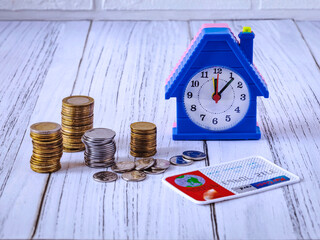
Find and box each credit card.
[162,156,300,204]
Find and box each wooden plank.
[296,21,320,66]
[32,21,214,239]
[0,21,90,239]
[191,20,320,239]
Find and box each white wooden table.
[0,20,320,240]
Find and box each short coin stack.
[30,122,63,173]
[82,128,116,168]
[130,122,157,157]
[61,96,94,152]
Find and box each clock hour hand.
[218,76,235,96]
[212,74,221,103]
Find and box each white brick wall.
[0,0,319,20]
[259,0,320,9]
[0,0,92,10]
[102,0,251,10]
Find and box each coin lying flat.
[135,157,155,170]
[151,159,170,170]
[84,128,116,140]
[170,155,194,166]
[182,150,206,161]
[30,122,61,135]
[63,95,94,107]
[111,161,135,173]
[144,168,166,175]
[93,171,118,183]
[121,170,147,182]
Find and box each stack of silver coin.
[82,128,116,168]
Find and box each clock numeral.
[191,105,197,111]
[187,92,193,98]
[225,115,231,122]
[234,107,240,113]
[213,68,222,74]
[201,71,208,78]
[240,94,246,101]
[200,114,206,121]
[237,81,243,88]
[230,72,234,81]
[191,80,199,87]
[212,118,218,125]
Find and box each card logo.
[174,175,205,187]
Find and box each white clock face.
[184,66,250,131]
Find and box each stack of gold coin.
[61,95,94,152]
[130,122,157,157]
[30,122,63,173]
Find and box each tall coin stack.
[30,122,63,173]
[130,122,157,157]
[82,128,116,168]
[61,96,94,152]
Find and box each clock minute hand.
[218,77,235,96]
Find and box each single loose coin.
[170,155,194,166]
[111,161,135,173]
[121,170,146,182]
[30,122,61,135]
[182,150,206,161]
[151,159,170,170]
[135,158,155,171]
[93,171,118,183]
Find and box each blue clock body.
[165,24,269,140]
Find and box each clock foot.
[172,126,261,140]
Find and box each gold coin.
[61,130,86,136]
[63,147,85,152]
[61,118,93,126]
[32,137,62,144]
[130,122,156,131]
[61,123,93,131]
[30,131,61,138]
[30,159,61,166]
[30,163,61,173]
[62,95,94,107]
[32,151,63,158]
[130,150,156,158]
[30,122,61,135]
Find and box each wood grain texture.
[32,21,214,239]
[0,20,320,240]
[297,21,320,66]
[0,21,90,239]
[191,20,320,239]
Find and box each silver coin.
[135,158,155,171]
[93,171,118,182]
[151,159,170,170]
[111,161,135,173]
[84,128,116,140]
[182,150,206,161]
[86,161,114,168]
[121,170,146,182]
[170,155,194,166]
[144,168,166,175]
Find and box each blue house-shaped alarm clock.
[165,24,269,140]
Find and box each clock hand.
[219,76,235,96]
[212,74,221,103]
[211,77,216,97]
